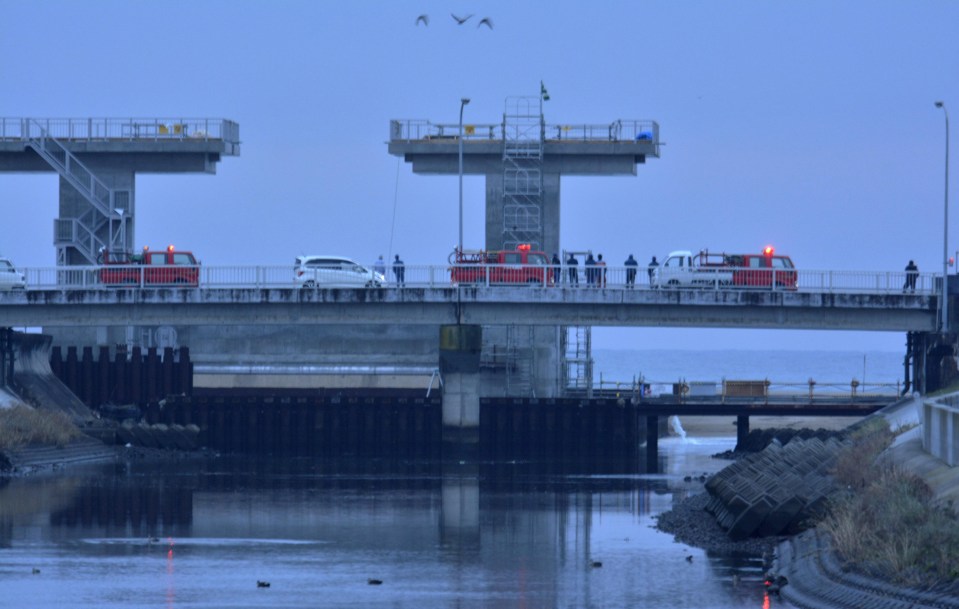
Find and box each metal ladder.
[562,325,593,396]
[25,120,132,265]
[501,96,543,251]
[505,325,535,397]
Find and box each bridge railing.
[11,264,940,295]
[0,117,239,143]
[591,376,902,400]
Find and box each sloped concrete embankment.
[9,333,98,423]
[775,530,959,609]
[704,435,849,540]
[2,332,115,471]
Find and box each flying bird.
[415,14,429,26]
[451,13,473,25]
[478,18,493,29]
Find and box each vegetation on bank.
[0,404,81,451]
[821,420,959,589]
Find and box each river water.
[1,438,780,609]
[2,349,895,608]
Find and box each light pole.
[936,101,950,332]
[458,97,470,254]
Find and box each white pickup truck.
[652,250,734,288]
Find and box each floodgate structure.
[0,106,956,461]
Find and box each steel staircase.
[25,120,132,265]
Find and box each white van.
[293,255,385,288]
[0,257,26,290]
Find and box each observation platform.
[0,117,240,266]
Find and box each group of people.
[555,252,659,288]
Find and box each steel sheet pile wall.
[156,394,444,457]
[50,345,192,407]
[480,397,643,460]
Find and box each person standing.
[393,254,405,286]
[551,253,561,285]
[585,253,596,287]
[648,255,659,286]
[624,254,638,287]
[373,255,386,279]
[904,260,919,293]
[597,254,607,287]
[567,253,579,286]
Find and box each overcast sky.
[1,0,957,355]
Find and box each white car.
[294,255,385,288]
[0,257,26,290]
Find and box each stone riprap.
[116,421,201,451]
[705,435,849,540]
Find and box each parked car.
[294,255,385,288]
[0,257,26,290]
[98,246,200,287]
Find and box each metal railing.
[389,119,659,144]
[8,264,942,295]
[924,395,959,465]
[0,117,239,143]
[588,376,902,401]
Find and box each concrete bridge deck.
[0,284,936,331]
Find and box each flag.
[540,81,550,101]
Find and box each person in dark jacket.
[624,254,638,287]
[393,254,405,286]
[552,253,561,284]
[585,254,596,287]
[567,253,579,286]
[904,260,918,293]
[648,256,659,285]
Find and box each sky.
[1,0,957,355]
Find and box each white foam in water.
[668,415,687,439]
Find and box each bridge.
[0,264,938,330]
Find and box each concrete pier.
[439,325,482,448]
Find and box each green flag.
[540,81,550,101]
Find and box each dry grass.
[0,404,82,451]
[822,424,959,588]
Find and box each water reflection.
[0,437,776,608]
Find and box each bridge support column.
[736,415,750,448]
[439,325,482,455]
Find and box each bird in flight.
[478,18,493,29]
[451,13,473,25]
[415,14,429,26]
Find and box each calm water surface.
[0,436,784,609]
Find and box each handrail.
[0,117,239,143]
[9,263,943,294]
[389,118,659,144]
[587,376,902,399]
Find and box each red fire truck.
[449,245,553,286]
[98,245,200,287]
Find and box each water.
[1,349,894,608]
[3,446,766,609]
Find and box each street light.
[458,97,470,254]
[936,101,950,332]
